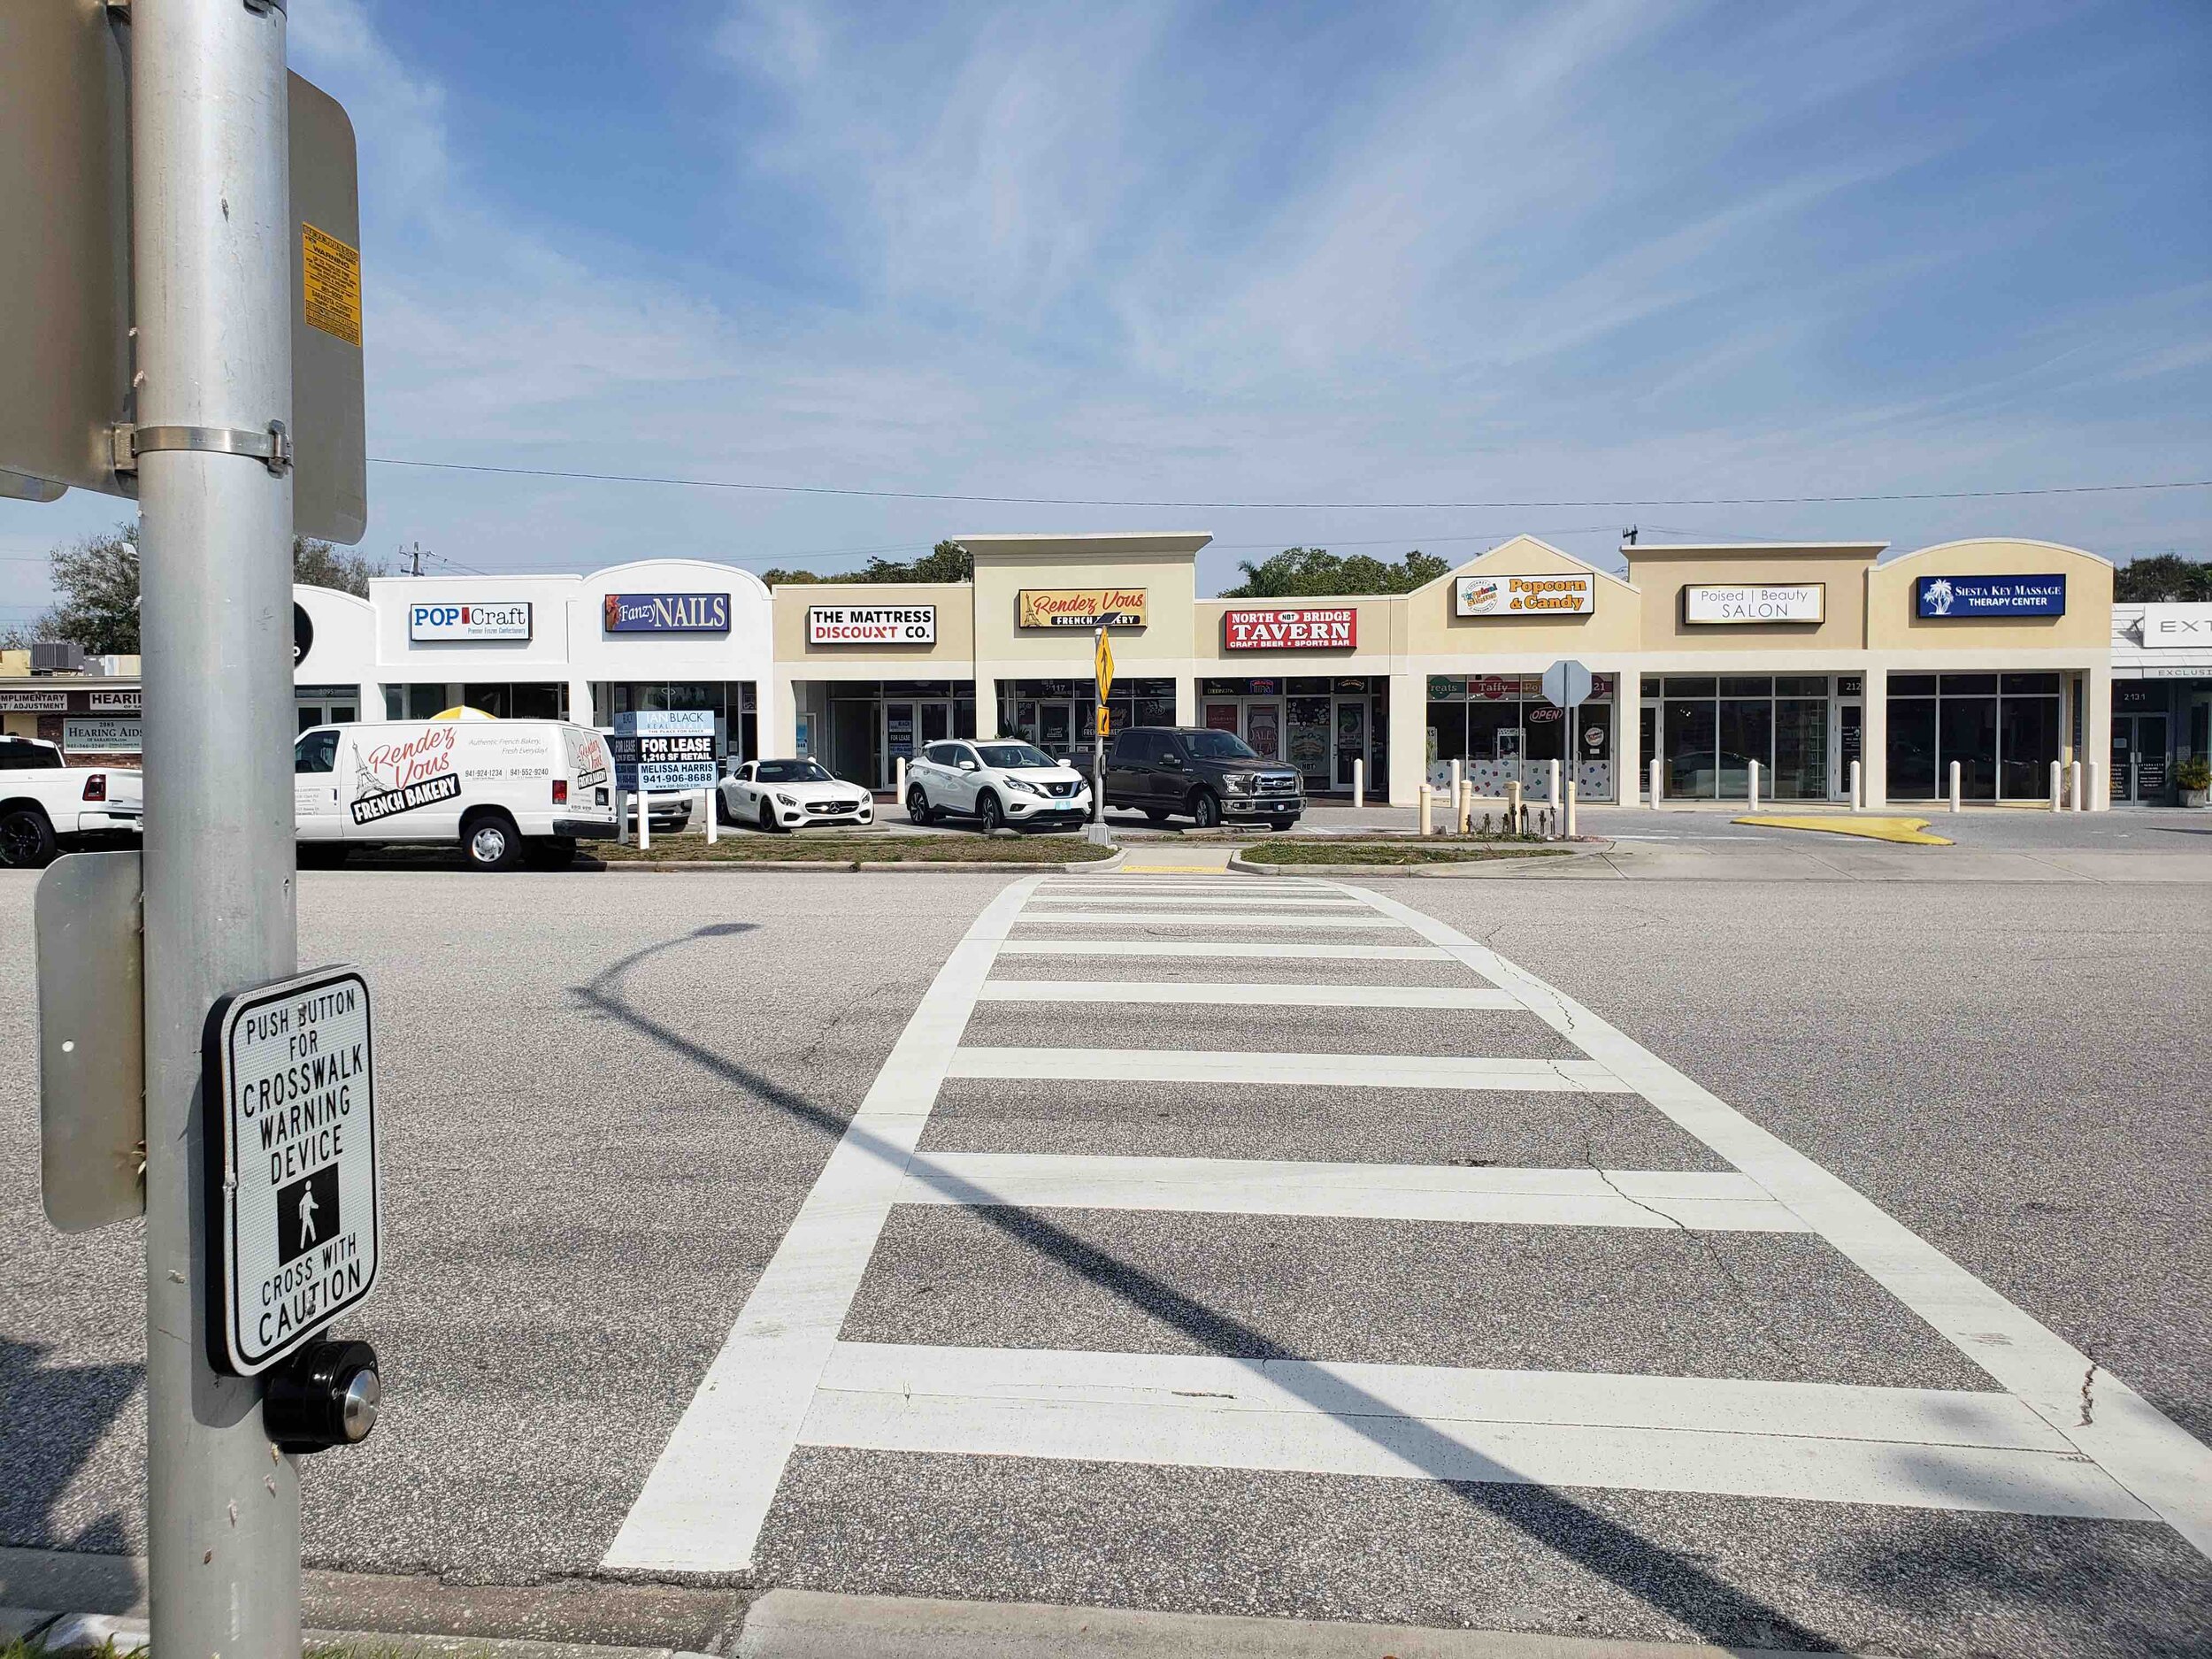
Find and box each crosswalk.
[603,872,2212,1580]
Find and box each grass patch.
[1239,840,1572,866]
[594,833,1113,864]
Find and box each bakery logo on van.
[603,592,731,634]
[409,602,533,641]
[349,772,461,825]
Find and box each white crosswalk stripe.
[607,871,2212,1577]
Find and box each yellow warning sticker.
[301,223,362,347]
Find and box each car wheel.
[1190,789,1220,829]
[756,797,778,833]
[979,793,1005,834]
[462,811,522,871]
[0,806,58,869]
[1142,807,1170,825]
[907,785,933,826]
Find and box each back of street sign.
[0,0,367,542]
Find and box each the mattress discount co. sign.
[808,604,937,645]
[1223,607,1357,649]
[1017,588,1148,629]
[1683,584,1826,625]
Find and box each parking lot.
[4,850,2208,1655]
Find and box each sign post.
[132,3,307,1654]
[1540,659,1594,819]
[1089,628,1115,840]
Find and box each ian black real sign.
[204,966,380,1376]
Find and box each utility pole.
[134,2,302,1655]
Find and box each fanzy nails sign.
[603,592,731,634]
[1224,607,1357,649]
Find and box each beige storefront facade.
[772,530,2116,808]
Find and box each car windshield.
[757,760,832,783]
[977,743,1054,770]
[1181,730,1259,760]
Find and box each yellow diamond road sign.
[1094,629,1114,700]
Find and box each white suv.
[906,740,1092,833]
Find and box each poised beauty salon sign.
[1915,574,2065,618]
[1224,607,1356,649]
[1455,574,1595,616]
[1684,584,1825,625]
[808,604,937,645]
[1018,588,1148,628]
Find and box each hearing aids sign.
[204,966,380,1376]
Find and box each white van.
[293,718,618,870]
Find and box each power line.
[365,456,2212,511]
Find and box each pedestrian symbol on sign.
[276,1165,342,1268]
[299,1186,319,1248]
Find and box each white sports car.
[720,758,874,831]
[905,739,1093,833]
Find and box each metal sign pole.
[134,3,303,1655]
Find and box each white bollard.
[703,786,718,845]
[637,787,651,851]
[1648,757,1663,808]
[1848,758,1863,811]
[1506,778,1524,835]
[1547,758,1561,814]
[895,756,907,798]
[616,789,630,847]
[1564,779,1578,840]
[1417,783,1433,837]
[1747,758,1760,814]
[1448,758,1463,817]
[2088,758,2101,810]
[2049,760,2063,812]
[2069,759,2083,812]
[1947,760,1961,812]
[1352,757,1363,810]
[1458,778,1473,835]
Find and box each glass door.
[1244,702,1283,760]
[2114,714,2169,803]
[1836,700,1863,800]
[882,702,918,789]
[1333,697,1368,791]
[1039,702,1073,763]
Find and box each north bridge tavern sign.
[203,967,380,1376]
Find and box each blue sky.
[5,0,2208,623]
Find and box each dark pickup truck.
[1102,726,1305,830]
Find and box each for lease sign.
[1224,607,1357,649]
[809,604,937,645]
[410,601,533,641]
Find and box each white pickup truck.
[0,736,144,868]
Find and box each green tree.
[1218,545,1449,598]
[2115,552,2211,603]
[759,539,972,586]
[20,521,387,653]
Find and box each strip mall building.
[5,532,2159,809]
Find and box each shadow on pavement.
[0,1339,138,1557]
[575,923,1839,1651]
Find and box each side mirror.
[1163,752,1184,769]
[959,759,979,772]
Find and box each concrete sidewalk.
[0,1544,1831,1657]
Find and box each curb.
[582,848,1124,875]
[1226,841,1609,879]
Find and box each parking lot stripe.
[803,1346,2150,1521]
[1010,911,1415,928]
[1343,881,2212,1560]
[947,1047,1632,1093]
[600,876,1048,1578]
[975,981,1519,1009]
[996,940,1458,962]
[894,1154,1810,1231]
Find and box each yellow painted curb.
[1734,815,1954,846]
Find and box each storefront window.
[1661,676,1834,799]
[1886,674,2060,801]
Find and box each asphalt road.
[4,853,2208,1655]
